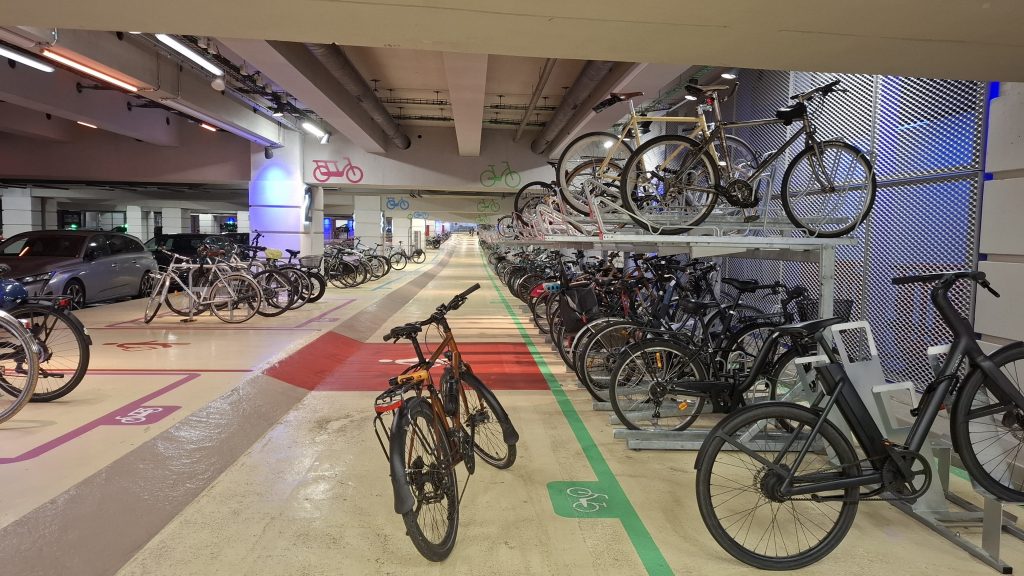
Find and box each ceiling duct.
[305,43,410,150]
[530,60,616,155]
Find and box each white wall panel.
[976,261,1024,341]
[987,83,1024,173]
[980,178,1024,255]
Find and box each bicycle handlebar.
[383,284,481,342]
[891,270,999,297]
[791,79,843,102]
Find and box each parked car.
[144,234,211,268]
[220,232,250,246]
[0,231,158,308]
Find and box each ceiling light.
[0,45,54,73]
[301,121,326,138]
[210,77,226,91]
[200,123,217,132]
[721,72,738,80]
[684,95,697,101]
[128,31,143,35]
[155,34,223,76]
[319,132,330,145]
[42,50,139,91]
[76,121,97,128]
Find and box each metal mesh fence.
[724,71,984,388]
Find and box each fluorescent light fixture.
[319,132,330,145]
[301,121,326,138]
[76,121,98,128]
[42,50,139,91]
[128,31,143,35]
[684,95,697,101]
[0,45,54,73]
[200,123,217,132]
[155,34,223,76]
[272,109,284,117]
[721,72,737,80]
[160,98,280,147]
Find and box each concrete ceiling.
[1,1,1021,81]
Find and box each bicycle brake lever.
[986,285,1001,298]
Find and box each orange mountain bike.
[374,283,519,561]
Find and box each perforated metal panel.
[723,71,985,388]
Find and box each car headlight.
[17,272,55,284]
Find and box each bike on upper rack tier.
[373,283,519,561]
[694,270,1024,570]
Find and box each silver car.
[0,231,158,308]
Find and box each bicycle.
[386,197,411,210]
[479,161,521,188]
[312,158,364,184]
[144,250,262,324]
[373,284,519,561]
[694,270,1024,569]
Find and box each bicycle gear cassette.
[724,179,761,208]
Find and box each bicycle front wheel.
[621,135,720,235]
[411,249,426,264]
[462,372,517,469]
[695,403,860,570]
[609,339,707,431]
[952,344,1024,502]
[0,313,39,425]
[209,274,261,323]
[392,398,459,561]
[781,140,876,238]
[143,276,167,323]
[389,252,408,270]
[556,132,633,215]
[9,305,90,402]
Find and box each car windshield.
[0,235,85,258]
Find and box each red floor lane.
[265,331,549,391]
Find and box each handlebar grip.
[458,283,481,299]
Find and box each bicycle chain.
[768,456,926,504]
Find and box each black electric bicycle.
[694,270,1024,569]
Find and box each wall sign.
[479,161,521,188]
[386,197,410,210]
[312,158,364,183]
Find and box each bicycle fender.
[951,340,1024,456]
[693,401,827,471]
[59,308,92,346]
[388,398,424,515]
[460,369,520,445]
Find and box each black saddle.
[775,317,845,337]
[285,249,300,256]
[775,101,807,125]
[722,278,760,293]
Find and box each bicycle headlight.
[17,271,55,284]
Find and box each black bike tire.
[556,131,634,215]
[252,270,294,317]
[780,140,877,238]
[412,249,426,264]
[576,319,640,402]
[461,373,517,469]
[306,271,327,302]
[609,338,708,431]
[6,304,90,402]
[143,277,166,323]
[389,253,408,271]
[695,402,861,570]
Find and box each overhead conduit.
[305,43,411,150]
[530,60,617,155]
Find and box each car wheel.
[62,280,86,309]
[137,270,158,298]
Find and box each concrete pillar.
[145,210,156,240]
[2,188,42,235]
[42,198,57,230]
[198,213,217,234]
[353,195,382,248]
[161,207,190,235]
[411,218,426,250]
[126,206,144,238]
[392,216,411,249]
[236,211,250,233]
[249,130,315,254]
[310,186,324,255]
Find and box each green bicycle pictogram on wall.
[479,161,521,188]
[476,198,500,213]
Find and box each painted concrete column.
[145,210,156,240]
[42,198,57,230]
[236,211,250,234]
[161,207,190,235]
[391,216,411,249]
[411,218,426,250]
[198,214,217,234]
[2,188,41,236]
[353,195,382,248]
[126,206,144,238]
[249,130,313,254]
[309,186,324,256]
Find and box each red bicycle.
[312,158,364,183]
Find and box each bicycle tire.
[461,371,517,469]
[278,268,312,310]
[392,398,459,561]
[781,140,876,238]
[0,312,39,425]
[609,338,708,431]
[571,317,626,376]
[253,269,294,317]
[412,249,426,264]
[7,305,90,402]
[389,252,408,271]
[695,402,861,569]
[209,274,261,323]
[577,320,641,402]
[514,181,557,218]
[556,132,634,215]
[143,276,167,323]
[620,134,721,235]
[952,344,1024,502]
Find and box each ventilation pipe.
[530,60,616,155]
[305,43,411,150]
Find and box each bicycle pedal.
[743,214,761,223]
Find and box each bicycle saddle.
[609,91,644,101]
[680,299,719,314]
[384,323,422,342]
[285,249,300,256]
[722,278,761,293]
[775,317,845,337]
[684,84,730,96]
[775,102,807,125]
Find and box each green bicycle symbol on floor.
[386,197,410,210]
[477,198,500,213]
[479,161,521,188]
[566,487,608,513]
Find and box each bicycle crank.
[723,179,761,208]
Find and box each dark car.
[144,234,211,268]
[0,231,158,307]
[220,232,250,247]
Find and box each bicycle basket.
[299,255,322,268]
[796,298,853,322]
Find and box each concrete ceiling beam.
[0,102,75,142]
[219,39,390,153]
[442,52,487,156]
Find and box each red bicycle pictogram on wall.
[312,158,364,183]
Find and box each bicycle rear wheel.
[390,252,408,270]
[143,276,167,323]
[609,339,707,431]
[0,313,39,425]
[209,274,261,323]
[781,140,876,238]
[411,249,427,264]
[253,269,294,317]
[695,403,860,569]
[9,304,90,402]
[392,398,459,561]
[952,345,1024,502]
[556,132,633,215]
